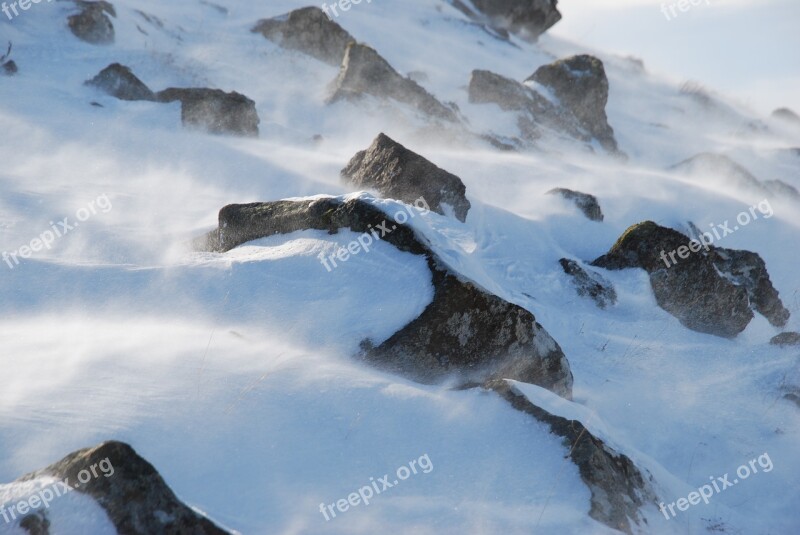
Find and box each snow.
[1,0,798,534]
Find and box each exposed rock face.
[489,380,655,534]
[526,55,619,153]
[156,88,260,137]
[452,0,562,42]
[547,187,603,221]
[19,441,230,535]
[341,133,471,222]
[251,7,355,66]
[771,332,800,347]
[69,1,116,45]
[85,64,156,101]
[200,196,573,398]
[468,66,620,153]
[559,258,616,309]
[330,42,458,122]
[772,107,800,126]
[591,221,789,337]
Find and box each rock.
[772,107,800,126]
[560,258,616,309]
[85,63,156,101]
[68,1,116,45]
[330,42,458,122]
[526,55,619,153]
[671,153,765,193]
[592,221,789,337]
[156,88,259,137]
[451,0,562,42]
[764,179,800,202]
[341,133,471,222]
[489,380,655,534]
[199,196,573,398]
[17,441,230,534]
[19,511,50,535]
[1,60,16,75]
[251,7,355,67]
[547,188,603,221]
[771,332,800,347]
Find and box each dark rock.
[19,511,50,535]
[764,179,800,202]
[341,133,471,222]
[69,1,116,45]
[19,441,230,535]
[2,60,16,75]
[489,380,655,534]
[200,197,573,398]
[671,153,766,193]
[560,258,616,309]
[592,221,789,337]
[772,107,800,126]
[85,63,156,101]
[451,0,562,42]
[771,332,800,347]
[547,188,603,221]
[526,55,619,153]
[329,42,458,122]
[251,7,355,67]
[156,88,259,137]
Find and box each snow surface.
[1,0,798,534]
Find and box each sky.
[549,0,800,117]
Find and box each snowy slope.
[1,1,799,534]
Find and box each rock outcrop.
[16,441,230,535]
[85,63,156,101]
[591,221,789,337]
[450,0,562,42]
[489,380,655,534]
[330,42,458,122]
[199,196,573,398]
[251,7,356,66]
[69,1,116,45]
[560,258,616,309]
[156,88,260,137]
[341,133,471,222]
[547,187,603,221]
[771,332,800,347]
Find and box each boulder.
[591,221,789,337]
[16,441,230,534]
[341,133,471,222]
[199,196,573,398]
[771,332,800,347]
[559,258,616,309]
[547,187,603,221]
[330,42,458,122]
[526,55,619,153]
[451,0,562,42]
[68,1,116,45]
[85,63,156,101]
[251,7,355,66]
[156,88,260,137]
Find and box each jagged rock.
[671,153,766,193]
[341,133,471,222]
[17,441,229,534]
[85,63,156,101]
[547,188,603,221]
[489,380,655,534]
[68,1,116,45]
[764,179,800,202]
[199,197,573,398]
[451,0,562,42]
[592,221,789,337]
[251,7,355,66]
[559,258,616,309]
[330,42,458,122]
[772,107,800,126]
[771,332,800,347]
[156,88,259,137]
[526,55,619,153]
